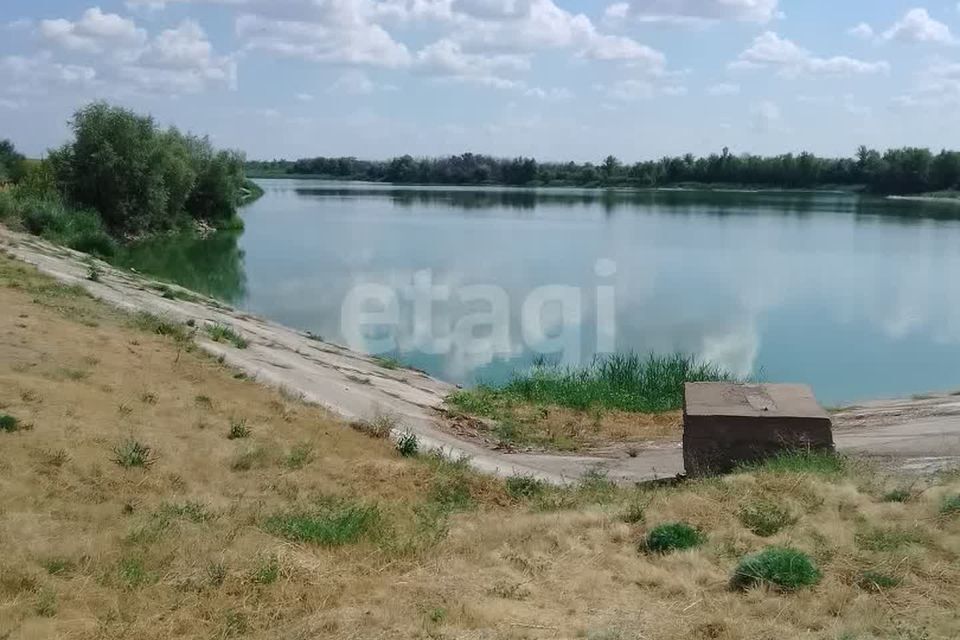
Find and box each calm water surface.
[118,179,960,406]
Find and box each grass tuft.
[395,432,419,457]
[264,500,382,546]
[939,494,960,516]
[449,352,733,415]
[284,443,314,470]
[882,488,913,503]
[0,413,21,433]
[227,418,250,440]
[350,412,397,439]
[730,547,821,591]
[206,323,249,349]
[130,312,191,342]
[741,451,846,477]
[855,527,924,552]
[506,474,546,500]
[111,438,157,469]
[738,501,797,537]
[858,570,901,592]
[250,555,280,585]
[644,522,705,554]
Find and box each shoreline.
[2,224,959,481]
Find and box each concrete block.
[683,383,834,476]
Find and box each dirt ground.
[2,253,960,640]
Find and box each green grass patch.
[740,451,847,477]
[206,323,248,349]
[505,475,546,500]
[738,501,797,537]
[250,554,280,585]
[730,547,820,591]
[229,446,269,472]
[264,500,383,546]
[118,557,151,588]
[855,527,925,552]
[644,522,705,554]
[284,443,314,470]
[939,494,960,516]
[858,570,901,591]
[111,438,157,469]
[130,312,191,342]
[449,352,733,416]
[0,413,20,433]
[373,355,403,370]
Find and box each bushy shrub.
[48,102,246,236]
[644,522,705,553]
[730,547,820,591]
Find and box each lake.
[118,179,960,406]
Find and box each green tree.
[0,139,26,183]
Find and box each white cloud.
[798,93,871,117]
[847,22,874,40]
[707,82,740,95]
[31,8,234,96]
[296,92,314,101]
[895,59,960,108]
[415,38,527,87]
[731,31,889,77]
[604,0,780,24]
[881,8,956,45]
[581,33,665,69]
[749,99,780,131]
[236,11,412,67]
[39,7,147,55]
[0,53,98,96]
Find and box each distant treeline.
[247,147,960,195]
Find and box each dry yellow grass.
[1,252,959,640]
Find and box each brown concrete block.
[683,383,834,476]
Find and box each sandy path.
[2,226,958,482]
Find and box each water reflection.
[115,230,248,304]
[117,180,960,405]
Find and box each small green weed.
[118,557,151,588]
[206,324,248,349]
[111,438,157,469]
[227,418,250,440]
[250,555,280,585]
[131,312,190,342]
[396,432,419,457]
[285,443,314,470]
[730,547,821,591]
[41,558,74,576]
[939,494,960,516]
[644,522,705,553]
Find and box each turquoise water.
[118,180,960,406]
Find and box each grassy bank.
[1,252,959,639]
[447,353,733,450]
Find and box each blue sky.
[2,1,960,161]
